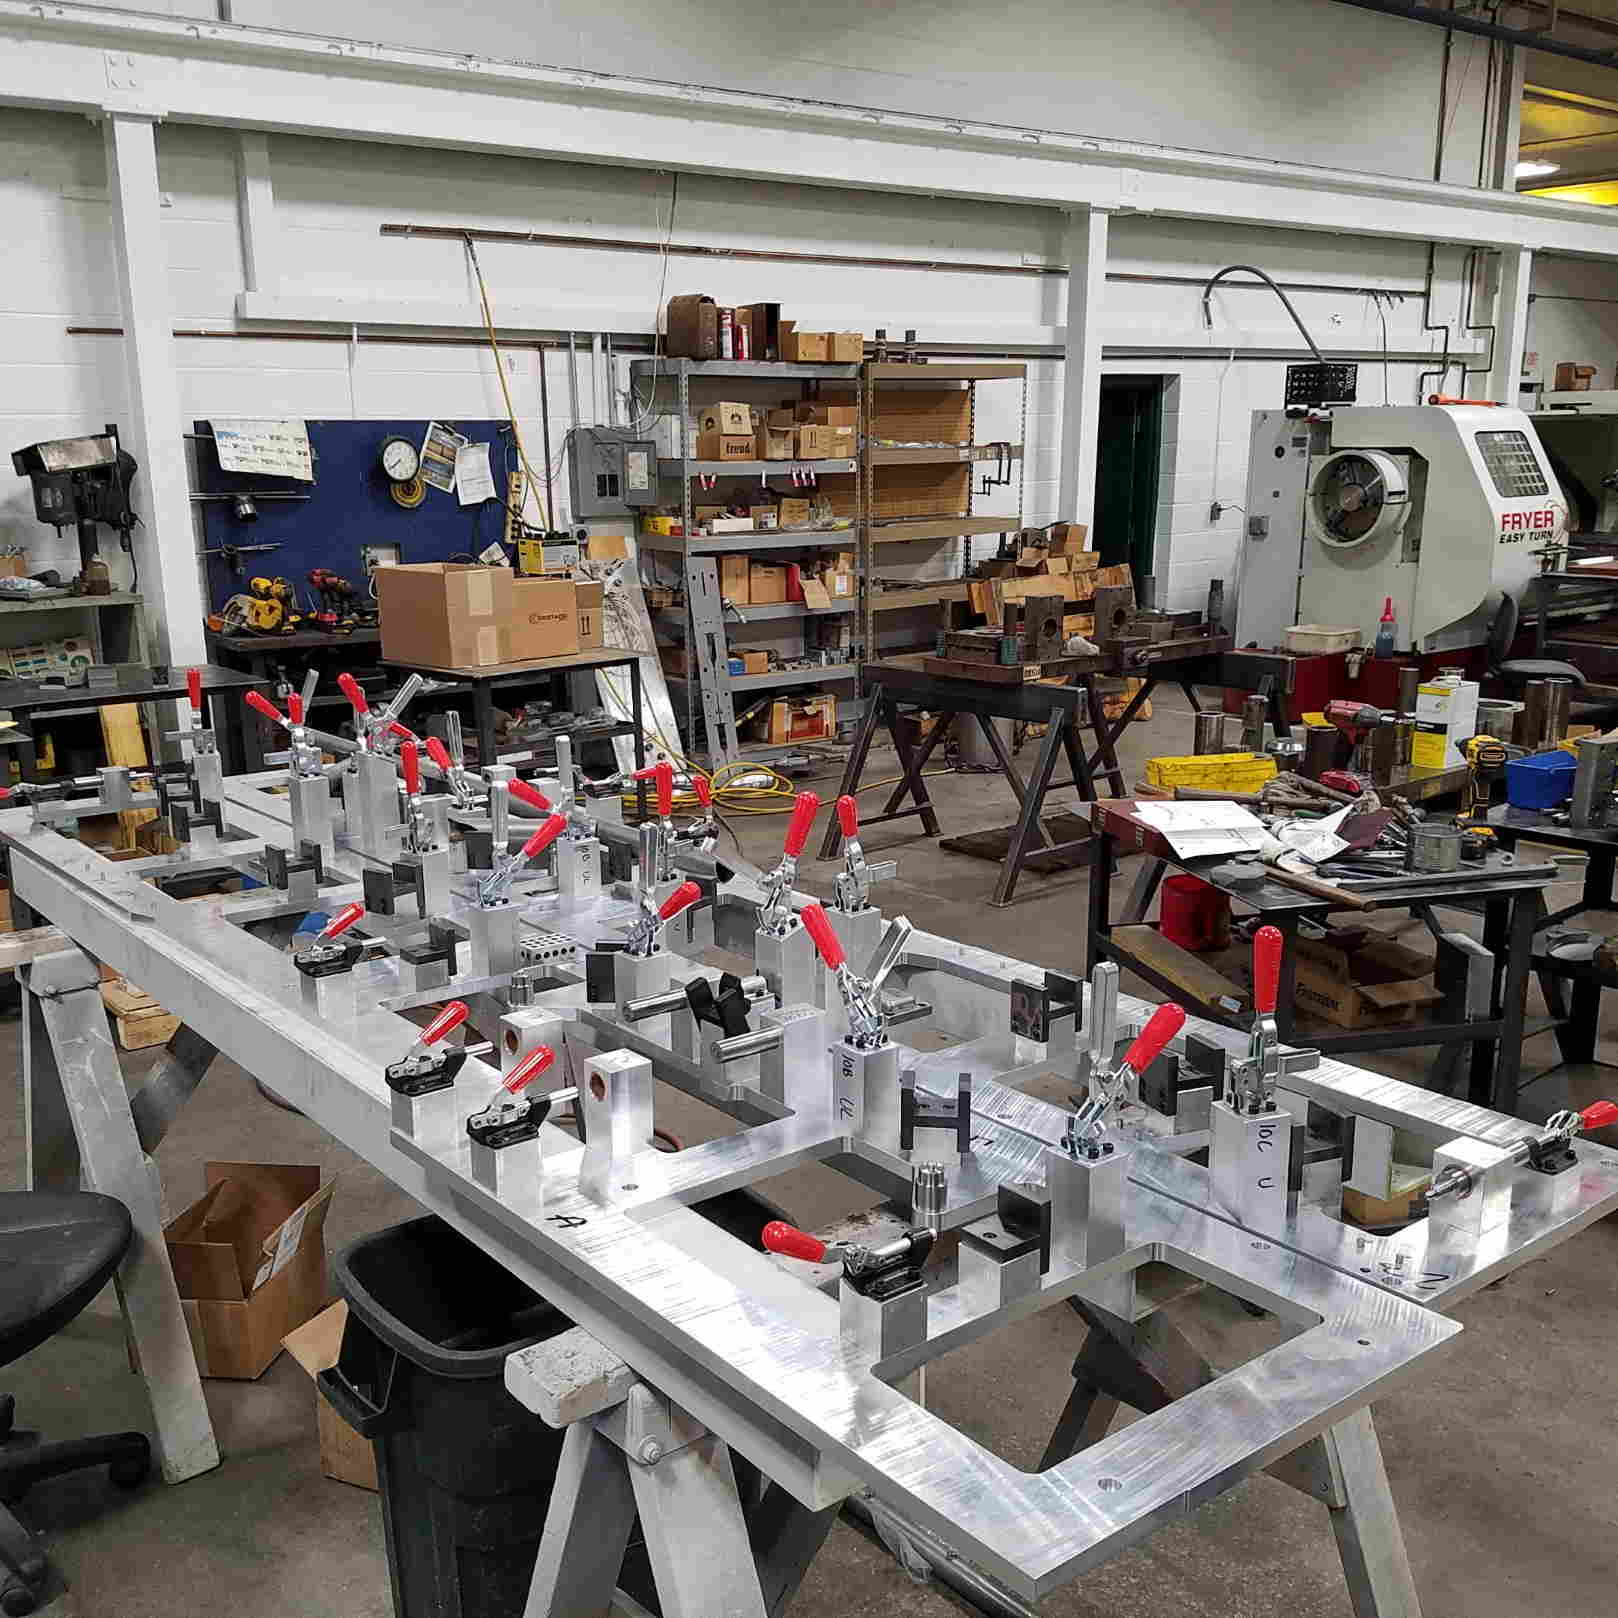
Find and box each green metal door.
[1094,376,1164,587]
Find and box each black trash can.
[320,1214,571,1618]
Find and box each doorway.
[1094,376,1165,588]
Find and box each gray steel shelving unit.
[631,356,864,764]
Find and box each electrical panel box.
[568,428,657,518]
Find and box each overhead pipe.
[1329,0,1618,71]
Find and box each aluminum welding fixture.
[762,1219,936,1294]
[1227,925,1318,1114]
[623,879,703,958]
[801,902,912,1049]
[758,791,820,936]
[292,901,365,978]
[475,812,568,908]
[244,688,324,778]
[465,1044,580,1147]
[1427,1099,1618,1205]
[831,794,895,914]
[1065,1001,1186,1154]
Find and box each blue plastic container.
[1505,750,1576,810]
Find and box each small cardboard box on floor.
[164,1163,333,1379]
[1290,932,1442,1030]
[282,1301,379,1490]
[377,562,510,668]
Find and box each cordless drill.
[1322,699,1397,778]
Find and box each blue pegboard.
[196,418,527,610]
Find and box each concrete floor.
[5,685,1618,1617]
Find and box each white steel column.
[104,111,206,664]
[1058,207,1109,528]
[1490,244,1534,406]
[234,131,278,293]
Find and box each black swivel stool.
[0,1193,151,1616]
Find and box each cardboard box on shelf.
[698,402,753,436]
[824,569,856,599]
[749,563,788,604]
[164,1162,333,1380]
[777,497,812,529]
[762,694,838,744]
[376,562,510,668]
[756,428,795,461]
[695,431,755,462]
[1554,362,1598,392]
[719,556,751,602]
[796,425,842,459]
[800,576,833,610]
[711,515,753,533]
[666,294,719,359]
[741,650,770,675]
[575,580,603,650]
[748,504,779,530]
[795,403,858,429]
[766,407,798,431]
[281,1302,379,1491]
[0,553,28,579]
[695,504,725,524]
[779,322,831,364]
[1290,932,1442,1031]
[828,332,864,362]
[508,577,580,661]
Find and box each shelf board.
[637,528,857,555]
[867,515,1022,543]
[0,591,142,615]
[867,362,1026,382]
[659,457,856,479]
[631,358,861,382]
[655,602,854,633]
[869,444,1023,466]
[666,663,858,693]
[871,582,972,613]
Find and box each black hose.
[1199,265,1324,362]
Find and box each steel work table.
[1088,799,1555,1114]
[0,663,261,783]
[820,641,1229,905]
[383,646,646,777]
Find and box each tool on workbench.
[1210,926,1319,1230]
[1422,1100,1618,1240]
[1323,700,1398,778]
[1458,735,1509,823]
[754,791,821,1007]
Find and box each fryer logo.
[1500,508,1558,542]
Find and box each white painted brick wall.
[0,99,1529,626]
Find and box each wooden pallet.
[100,974,181,1050]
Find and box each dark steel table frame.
[1087,812,1550,1113]
[820,650,1226,906]
[0,665,261,784]
[383,648,646,779]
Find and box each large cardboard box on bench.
[165,1162,333,1379]
[508,577,579,661]
[377,562,510,669]
[1290,932,1442,1031]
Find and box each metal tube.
[537,342,556,531]
[1543,677,1573,745]
[380,672,425,727]
[1193,711,1227,755]
[713,1027,783,1064]
[1239,694,1268,753]
[1518,680,1548,748]
[622,986,689,1023]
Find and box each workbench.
[0,664,260,784]
[8,764,1618,1618]
[820,639,1229,905]
[382,647,647,779]
[1088,799,1555,1113]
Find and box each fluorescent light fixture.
[1516,160,1562,178]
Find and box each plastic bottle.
[1374,596,1396,659]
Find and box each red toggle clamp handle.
[509,779,554,813]
[783,791,820,858]
[658,880,702,920]
[1252,925,1283,1017]
[1580,1100,1618,1133]
[761,1221,828,1263]
[692,774,712,810]
[1123,1003,1186,1075]
[186,667,203,714]
[503,1045,556,1094]
[418,1001,469,1048]
[836,794,858,839]
[400,741,421,797]
[318,902,365,942]
[425,737,453,773]
[244,689,284,725]
[634,761,675,818]
[522,814,569,860]
[800,902,843,969]
[337,672,368,715]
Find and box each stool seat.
[0,1194,132,1364]
[1497,657,1586,687]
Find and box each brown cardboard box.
[1554,361,1598,391]
[665,294,718,359]
[794,403,858,429]
[164,1163,333,1380]
[747,504,779,530]
[698,401,753,436]
[574,580,603,650]
[1290,933,1442,1030]
[779,322,831,363]
[756,428,795,461]
[828,332,864,362]
[508,577,580,661]
[584,531,629,562]
[763,694,837,743]
[740,650,769,675]
[695,504,725,524]
[695,431,755,461]
[777,497,811,529]
[800,576,833,610]
[823,569,856,600]
[796,424,842,459]
[0,553,28,579]
[719,555,751,602]
[281,1302,379,1491]
[376,562,510,669]
[749,563,788,604]
[765,407,798,431]
[1047,522,1088,554]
